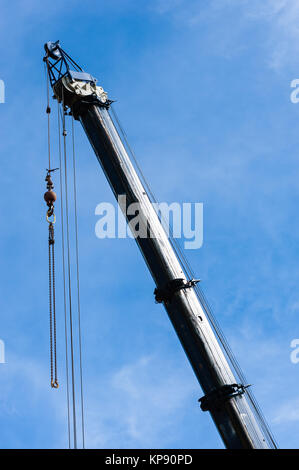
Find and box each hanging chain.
[45,170,59,388]
[44,60,60,389]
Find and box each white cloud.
[273,397,299,424]
[243,0,299,69]
[85,355,197,448]
[151,0,299,69]
[152,0,184,14]
[0,353,69,448]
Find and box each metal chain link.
[48,227,53,386]
[48,220,58,388]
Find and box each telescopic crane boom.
[43,41,276,449]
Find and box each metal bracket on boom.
[154,278,200,303]
[199,383,250,412]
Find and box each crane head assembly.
[44,40,109,112]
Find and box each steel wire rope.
[57,101,72,449]
[61,88,78,449]
[109,104,277,448]
[71,115,86,448]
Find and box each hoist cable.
[57,101,71,449]
[109,105,277,448]
[162,211,277,447]
[45,60,51,170]
[109,106,197,276]
[109,106,157,205]
[71,115,86,448]
[61,89,78,449]
[167,218,277,448]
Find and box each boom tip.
[44,41,61,60]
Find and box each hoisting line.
[110,105,277,449]
[71,115,86,448]
[45,59,51,170]
[61,86,78,449]
[57,101,71,448]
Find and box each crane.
[43,40,277,449]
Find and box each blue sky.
[0,0,299,449]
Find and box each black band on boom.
[199,384,250,412]
[154,278,200,303]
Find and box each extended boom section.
[44,41,276,449]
